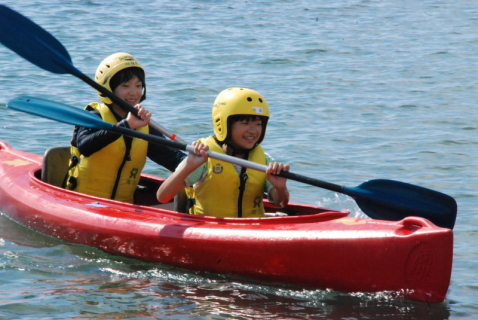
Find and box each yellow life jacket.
[66,102,148,203]
[187,136,267,218]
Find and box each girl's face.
[230,117,263,150]
[113,76,143,107]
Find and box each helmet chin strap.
[224,140,254,157]
[107,103,129,119]
[118,104,130,115]
[214,137,254,157]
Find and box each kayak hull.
[0,141,453,303]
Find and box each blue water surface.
[0,1,477,319]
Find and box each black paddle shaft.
[77,74,143,119]
[279,171,344,193]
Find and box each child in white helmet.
[65,52,186,203]
[157,87,290,218]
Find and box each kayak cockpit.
[35,146,347,219]
[133,173,348,217]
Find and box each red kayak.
[0,140,453,303]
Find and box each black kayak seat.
[41,146,70,187]
[41,146,190,214]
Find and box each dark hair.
[228,114,265,124]
[109,67,147,102]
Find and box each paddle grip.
[111,126,188,152]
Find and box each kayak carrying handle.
[394,217,438,236]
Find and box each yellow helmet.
[94,52,146,105]
[212,87,270,144]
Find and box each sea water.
[0,1,477,319]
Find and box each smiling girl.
[156,87,290,218]
[65,52,186,203]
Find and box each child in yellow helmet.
[65,52,186,203]
[157,87,290,218]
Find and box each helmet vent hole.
[259,98,263,103]
[247,97,252,102]
[215,118,222,132]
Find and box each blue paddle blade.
[0,5,77,75]
[7,96,113,130]
[344,179,457,229]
